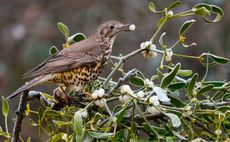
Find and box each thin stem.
[202,52,209,82]
[103,59,123,87]
[150,49,164,54]
[170,40,180,50]
[123,48,143,60]
[170,10,194,19]
[5,116,9,134]
[105,102,112,117]
[98,77,116,85]
[174,53,200,60]
[151,17,168,42]
[110,56,120,60]
[84,100,95,110]
[173,13,195,18]
[135,100,159,137]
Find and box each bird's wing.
[24,36,103,78]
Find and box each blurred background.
[0,0,229,141]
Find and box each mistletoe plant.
[1,1,230,142]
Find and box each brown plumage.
[7,20,135,100]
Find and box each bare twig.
[106,69,137,96]
[11,90,29,142]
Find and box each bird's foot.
[53,87,71,107]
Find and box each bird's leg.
[53,87,71,107]
[83,91,92,98]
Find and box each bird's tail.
[7,75,49,100]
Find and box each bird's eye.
[109,25,115,30]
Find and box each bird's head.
[96,20,135,39]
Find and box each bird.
[7,20,136,100]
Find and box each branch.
[11,90,29,142]
[200,99,230,109]
[105,69,137,96]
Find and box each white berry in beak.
[129,24,136,31]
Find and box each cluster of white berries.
[119,85,133,104]
[144,78,154,88]
[140,41,158,58]
[91,88,105,99]
[137,91,145,98]
[165,48,173,62]
[149,95,160,106]
[146,95,161,115]
[78,109,88,118]
[146,106,160,116]
[91,88,107,107]
[94,98,106,108]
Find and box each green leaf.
[217,106,230,113]
[74,111,84,142]
[223,93,230,100]
[203,81,226,88]
[203,5,224,23]
[143,123,158,136]
[179,19,196,36]
[2,96,9,117]
[165,113,181,128]
[88,131,113,139]
[168,95,186,108]
[116,107,127,124]
[193,3,223,23]
[29,119,38,127]
[157,16,167,27]
[168,82,186,91]
[172,130,187,140]
[38,107,45,123]
[57,22,69,40]
[187,73,198,98]
[49,46,58,55]
[149,2,156,13]
[168,0,181,10]
[201,53,229,65]
[111,129,125,142]
[178,69,193,77]
[153,87,170,102]
[192,7,210,16]
[166,137,174,142]
[197,84,214,95]
[129,76,145,87]
[193,3,212,11]
[209,53,229,64]
[161,63,181,88]
[68,33,86,43]
[52,120,70,127]
[49,133,66,142]
[26,137,31,142]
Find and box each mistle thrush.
[7,20,135,100]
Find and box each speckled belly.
[49,63,101,91]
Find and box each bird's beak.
[119,24,136,31]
